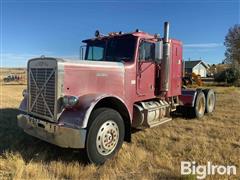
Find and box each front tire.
[86,108,125,165]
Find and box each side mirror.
[155,41,163,63]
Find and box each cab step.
[144,117,172,128]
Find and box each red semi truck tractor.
[17,22,216,164]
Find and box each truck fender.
[59,94,132,130]
[179,89,199,107]
[19,95,28,112]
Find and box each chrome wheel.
[96,120,119,156]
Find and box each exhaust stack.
[164,22,169,43]
[160,22,171,93]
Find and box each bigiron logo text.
[181,161,237,179]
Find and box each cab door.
[136,40,156,98]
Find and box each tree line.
[215,24,240,84]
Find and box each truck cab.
[17,22,216,164]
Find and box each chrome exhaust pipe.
[160,22,170,92]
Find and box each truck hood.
[62,59,125,70]
[62,59,125,98]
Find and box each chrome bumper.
[17,114,86,148]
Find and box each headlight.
[22,89,28,97]
[62,95,79,108]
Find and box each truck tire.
[86,108,125,165]
[193,91,206,119]
[203,89,216,113]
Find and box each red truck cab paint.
[17,22,216,164]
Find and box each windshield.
[85,35,136,62]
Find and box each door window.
[139,41,155,61]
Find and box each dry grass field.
[0,70,239,179]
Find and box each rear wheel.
[193,91,206,119]
[203,89,216,113]
[86,108,125,165]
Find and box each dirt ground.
[0,82,239,179]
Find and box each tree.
[214,67,240,84]
[224,24,240,66]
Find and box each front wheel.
[86,108,125,165]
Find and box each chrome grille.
[29,68,56,119]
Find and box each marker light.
[95,30,100,37]
[22,89,28,97]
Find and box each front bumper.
[17,114,86,148]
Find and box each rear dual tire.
[193,91,206,119]
[203,89,216,113]
[193,89,216,119]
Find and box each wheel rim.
[208,93,215,112]
[96,120,119,156]
[197,96,205,115]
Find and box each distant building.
[184,60,210,77]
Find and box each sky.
[0,0,240,67]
